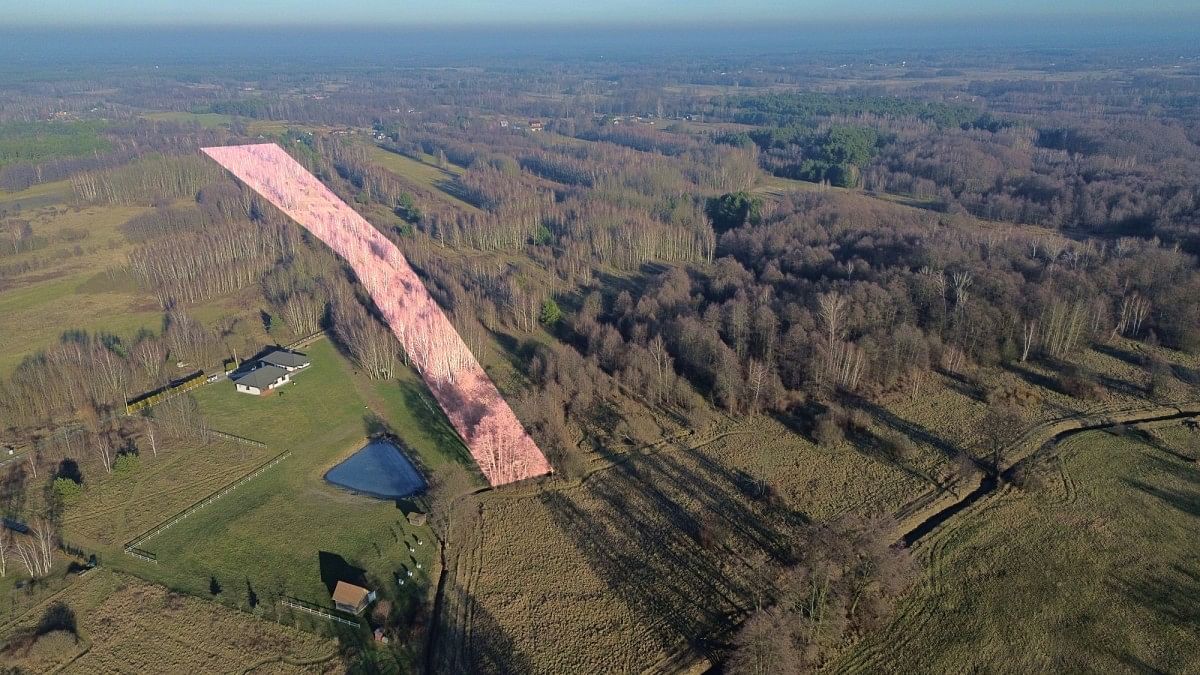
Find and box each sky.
[6,0,1200,27]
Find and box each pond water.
[324,439,426,499]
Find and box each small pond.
[324,439,426,499]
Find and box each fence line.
[203,428,267,448]
[281,597,360,627]
[286,330,326,350]
[122,449,291,558]
[125,370,206,415]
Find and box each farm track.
[898,401,1200,547]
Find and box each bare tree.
[14,520,55,578]
[726,609,800,675]
[1021,320,1037,362]
[951,270,972,313]
[0,530,9,577]
[817,292,847,353]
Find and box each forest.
[0,41,1199,673]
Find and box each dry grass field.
[832,425,1200,673]
[433,415,934,673]
[0,569,341,673]
[427,336,1200,673]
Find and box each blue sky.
[8,0,1200,26]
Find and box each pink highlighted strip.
[203,144,551,486]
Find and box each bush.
[53,477,83,503]
[35,602,77,637]
[539,298,563,326]
[813,410,845,448]
[113,453,140,475]
[1057,364,1104,400]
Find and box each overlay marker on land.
[202,143,552,486]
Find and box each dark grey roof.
[260,349,310,369]
[232,364,289,389]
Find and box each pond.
[324,439,426,499]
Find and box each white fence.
[281,598,360,627]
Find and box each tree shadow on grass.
[428,573,534,675]
[935,367,986,402]
[1109,562,1200,633]
[319,551,369,596]
[539,445,797,661]
[1120,479,1200,519]
[397,379,476,469]
[841,393,961,463]
[1093,342,1146,369]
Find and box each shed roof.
[332,581,371,606]
[232,364,288,389]
[260,349,310,369]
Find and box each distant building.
[529,120,544,132]
[332,581,375,615]
[232,364,291,396]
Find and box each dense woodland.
[2,45,1200,671]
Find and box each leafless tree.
[13,520,55,578]
[0,530,9,577]
[1021,320,1037,362]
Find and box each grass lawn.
[833,425,1200,673]
[103,338,462,622]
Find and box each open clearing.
[142,111,234,128]
[362,143,482,213]
[833,425,1200,673]
[0,569,340,673]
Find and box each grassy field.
[98,339,454,619]
[142,111,234,128]
[0,185,284,377]
[0,178,72,209]
[0,569,340,673]
[362,144,482,213]
[62,438,275,549]
[832,425,1200,673]
[0,200,164,374]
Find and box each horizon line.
[5,13,1200,31]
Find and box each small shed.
[406,511,428,527]
[332,581,375,615]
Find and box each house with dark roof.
[231,349,311,395]
[260,349,311,372]
[232,364,291,396]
